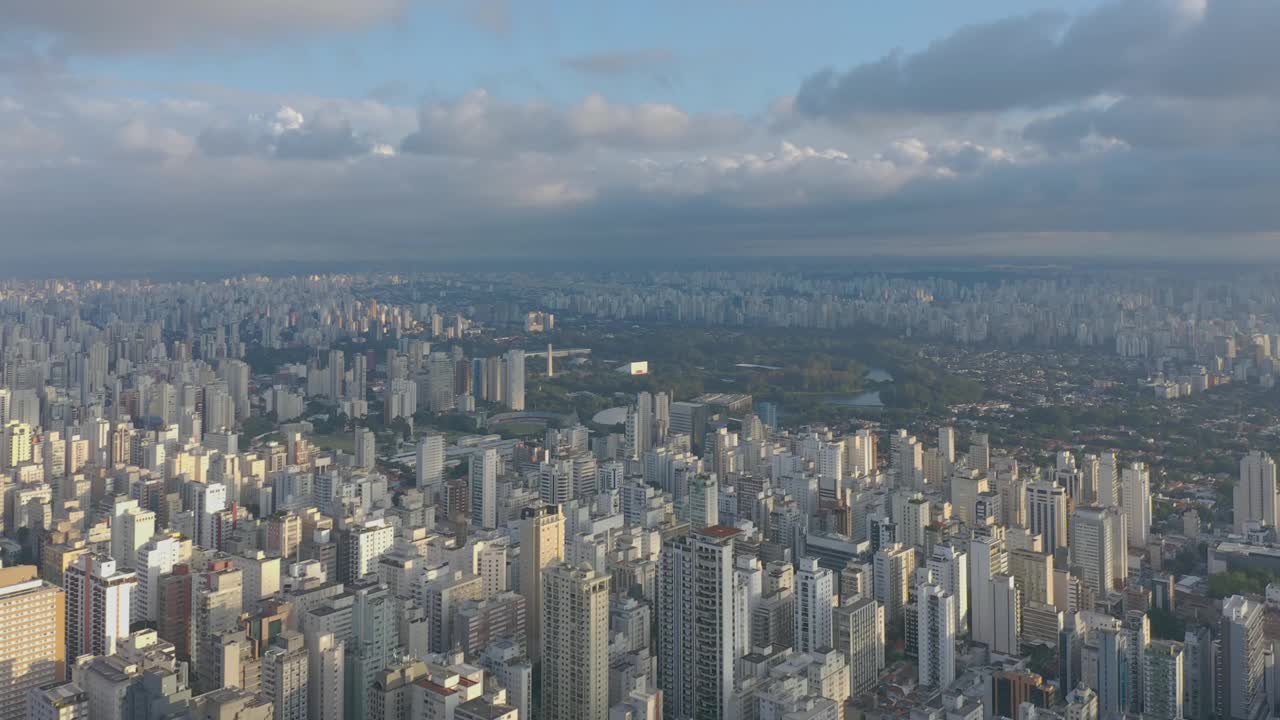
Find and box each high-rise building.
[518,505,564,664]
[504,350,525,411]
[1235,451,1278,533]
[415,435,444,489]
[190,561,243,693]
[969,535,1008,649]
[469,448,498,530]
[1124,609,1150,712]
[305,630,344,720]
[926,544,968,633]
[133,535,183,625]
[1097,452,1120,508]
[1027,481,1068,553]
[541,563,610,720]
[1121,462,1152,547]
[794,557,834,653]
[938,426,956,476]
[1070,505,1126,598]
[1221,595,1266,720]
[354,427,376,470]
[916,583,957,688]
[894,492,930,550]
[1142,639,1183,720]
[660,526,740,720]
[987,574,1021,656]
[262,631,308,720]
[0,567,65,720]
[1082,622,1127,719]
[834,596,884,696]
[64,555,134,661]
[1183,626,1214,720]
[1008,549,1054,608]
[873,543,916,620]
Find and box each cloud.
[8,1,1280,266]
[795,0,1280,120]
[197,105,383,160]
[562,49,679,78]
[401,90,747,155]
[0,1,412,53]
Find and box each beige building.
[541,563,610,720]
[0,566,66,720]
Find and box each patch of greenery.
[1208,568,1278,598]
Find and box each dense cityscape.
[0,267,1276,720]
[5,1,1280,719]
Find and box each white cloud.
[402,90,747,155]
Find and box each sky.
[2,0,1280,270]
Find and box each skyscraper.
[1027,481,1068,553]
[1235,451,1278,533]
[938,426,956,477]
[969,535,1008,649]
[0,567,65,720]
[190,561,243,693]
[262,630,308,720]
[794,557,834,653]
[1083,622,1127,719]
[1183,626,1214,720]
[518,505,565,664]
[834,596,885,696]
[64,554,134,660]
[926,544,969,633]
[916,583,957,688]
[469,448,498,530]
[354,427,376,470]
[504,349,525,411]
[1121,462,1152,548]
[1070,505,1126,598]
[415,434,445,489]
[1142,639,1183,720]
[660,526,739,720]
[1098,452,1120,508]
[541,563,610,720]
[873,543,916,620]
[1221,595,1266,720]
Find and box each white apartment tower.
[415,434,445,489]
[917,583,957,688]
[794,557,834,653]
[1121,462,1152,547]
[64,554,134,660]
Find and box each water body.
[823,367,894,407]
[866,367,894,382]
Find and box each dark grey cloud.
[796,0,1280,120]
[1023,96,1280,153]
[275,112,373,160]
[0,0,412,53]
